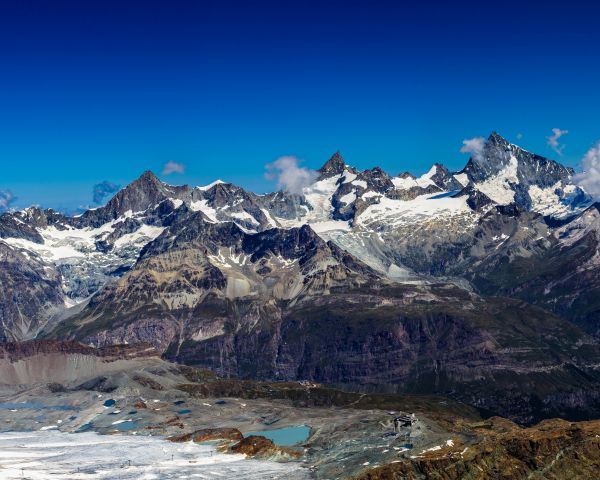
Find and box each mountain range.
[2,131,599,424]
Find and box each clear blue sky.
[1,0,599,211]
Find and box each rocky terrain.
[1,132,600,429]
[2,341,600,479]
[354,417,600,480]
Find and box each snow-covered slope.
[3,212,165,302]
[0,431,308,480]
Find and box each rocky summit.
[1,132,600,430]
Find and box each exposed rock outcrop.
[354,418,600,480]
[169,427,244,443]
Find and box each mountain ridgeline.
[2,132,600,424]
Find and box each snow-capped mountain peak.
[458,132,589,216]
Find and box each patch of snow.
[454,173,469,187]
[361,191,381,200]
[339,191,357,204]
[341,169,357,184]
[492,234,509,241]
[300,174,342,223]
[392,166,437,190]
[260,208,278,228]
[3,213,173,304]
[421,445,442,453]
[169,198,184,208]
[189,200,218,222]
[4,237,84,261]
[229,211,259,226]
[113,225,165,249]
[355,193,473,228]
[415,166,437,188]
[351,180,368,189]
[111,419,132,425]
[473,155,518,205]
[529,182,587,219]
[309,220,351,233]
[3,218,122,262]
[392,176,418,190]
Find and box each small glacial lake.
[244,425,310,446]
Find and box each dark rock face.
[0,340,96,360]
[0,339,158,361]
[467,205,600,339]
[259,191,312,221]
[397,171,415,180]
[197,183,274,231]
[0,242,64,342]
[331,181,360,220]
[166,291,600,424]
[242,224,326,262]
[390,184,441,201]
[453,185,494,211]
[139,212,246,257]
[318,151,348,178]
[0,213,44,243]
[357,167,396,194]
[0,207,71,243]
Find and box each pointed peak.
[426,163,464,191]
[115,171,164,196]
[488,131,509,146]
[318,151,346,176]
[88,170,172,220]
[135,170,162,185]
[429,163,455,177]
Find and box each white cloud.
[516,133,523,140]
[265,156,318,194]
[547,128,568,156]
[0,190,16,212]
[574,142,600,198]
[460,137,486,163]
[162,161,186,175]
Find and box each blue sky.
[1,0,599,211]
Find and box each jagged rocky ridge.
[2,132,600,423]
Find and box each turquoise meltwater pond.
[244,425,310,446]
